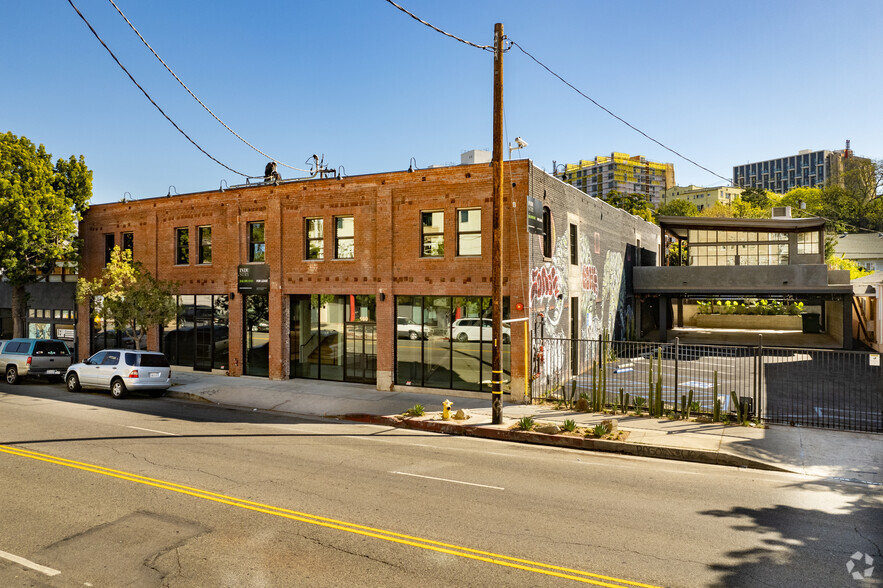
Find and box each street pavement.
[166,370,883,485]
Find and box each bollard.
[442,399,453,420]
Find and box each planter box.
[694,314,802,330]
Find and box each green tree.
[77,247,178,350]
[698,201,734,217]
[0,132,92,336]
[603,191,656,223]
[656,198,698,217]
[739,187,773,209]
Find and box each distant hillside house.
[835,233,883,272]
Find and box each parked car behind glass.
[65,349,171,399]
[451,318,511,343]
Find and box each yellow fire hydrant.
[442,399,453,420]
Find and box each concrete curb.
[342,414,791,473]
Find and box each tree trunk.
[11,285,29,338]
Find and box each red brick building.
[77,160,659,400]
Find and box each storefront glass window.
[395,296,509,392]
[245,294,270,376]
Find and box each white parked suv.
[451,318,510,343]
[65,349,171,399]
[396,317,430,340]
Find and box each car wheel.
[456,332,469,342]
[5,365,19,385]
[110,378,128,399]
[409,330,419,340]
[66,373,81,392]
[503,333,511,344]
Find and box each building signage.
[526,196,544,235]
[238,264,270,294]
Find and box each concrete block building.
[76,160,659,400]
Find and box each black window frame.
[305,218,324,260]
[121,232,134,254]
[570,223,578,265]
[334,216,354,260]
[104,234,115,265]
[421,210,444,258]
[198,226,212,265]
[456,208,481,256]
[542,207,552,257]
[248,221,265,262]
[175,227,190,265]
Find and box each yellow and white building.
[556,153,675,206]
[662,185,743,212]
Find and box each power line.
[106,0,310,174]
[384,0,493,52]
[66,0,259,179]
[509,40,734,187]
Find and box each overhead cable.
[384,0,493,52]
[106,0,310,174]
[66,0,259,179]
[509,40,733,186]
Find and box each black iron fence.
[531,337,883,433]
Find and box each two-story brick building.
[77,160,659,400]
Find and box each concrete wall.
[634,264,839,294]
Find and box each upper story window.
[457,208,481,256]
[175,228,189,265]
[121,232,133,254]
[797,231,819,255]
[198,226,212,264]
[104,234,115,265]
[569,223,578,265]
[334,216,354,259]
[249,222,265,262]
[305,218,324,260]
[542,207,552,258]
[421,211,444,257]
[686,229,789,266]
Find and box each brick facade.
[77,161,659,400]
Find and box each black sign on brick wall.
[526,196,544,235]
[238,264,270,294]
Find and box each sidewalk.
[165,371,882,485]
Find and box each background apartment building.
[662,185,743,211]
[555,153,675,206]
[732,148,858,193]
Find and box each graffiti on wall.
[530,216,633,394]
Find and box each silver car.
[65,349,171,399]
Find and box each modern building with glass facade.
[732,148,854,194]
[76,160,659,400]
[555,153,675,206]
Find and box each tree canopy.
[656,198,698,217]
[0,131,92,335]
[77,247,179,350]
[602,191,655,223]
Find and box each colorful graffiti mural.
[530,220,633,397]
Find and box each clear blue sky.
[3,0,881,204]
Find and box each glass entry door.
[194,295,213,371]
[345,322,376,384]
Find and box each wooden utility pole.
[491,23,504,424]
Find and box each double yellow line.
[0,444,660,587]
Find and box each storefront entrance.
[345,322,376,383]
[290,294,376,384]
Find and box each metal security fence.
[531,337,883,433]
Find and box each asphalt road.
[0,380,880,587]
